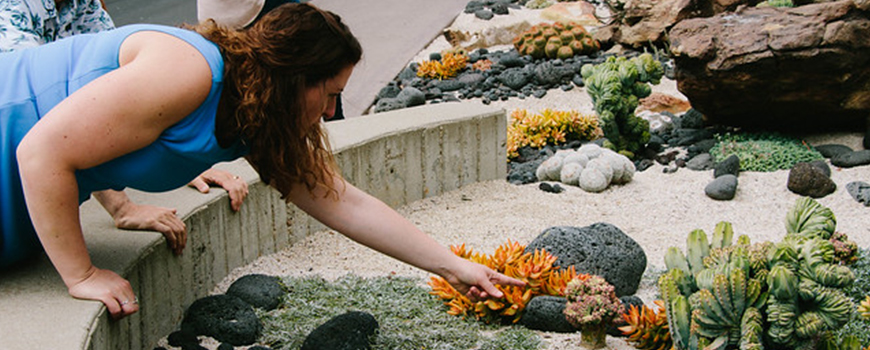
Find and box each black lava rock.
[518,296,574,333]
[376,83,401,100]
[635,159,655,172]
[525,223,647,297]
[181,295,262,346]
[373,98,405,113]
[168,328,199,348]
[475,8,494,20]
[498,68,531,90]
[688,139,717,155]
[714,155,740,178]
[226,274,285,311]
[396,87,426,107]
[457,72,486,89]
[808,159,831,178]
[787,162,836,198]
[831,150,870,168]
[217,344,234,350]
[679,109,705,129]
[846,181,870,206]
[539,182,564,193]
[686,153,713,171]
[301,311,378,350]
[705,174,738,200]
[465,0,485,13]
[815,144,853,159]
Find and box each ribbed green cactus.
[767,235,855,347]
[659,199,859,349]
[582,53,662,158]
[786,197,837,239]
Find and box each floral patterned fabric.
[0,0,114,52]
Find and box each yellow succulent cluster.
[619,300,672,350]
[416,48,469,80]
[506,108,603,160]
[428,239,584,324]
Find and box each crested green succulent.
[659,197,859,350]
[582,53,662,158]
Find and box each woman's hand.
[93,190,187,255]
[187,168,249,211]
[114,203,187,255]
[66,266,140,320]
[441,258,526,301]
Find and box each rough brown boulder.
[593,0,761,48]
[669,0,870,130]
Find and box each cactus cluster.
[506,108,603,160]
[512,21,600,60]
[416,48,469,80]
[619,300,673,350]
[582,53,663,158]
[659,197,860,350]
[428,240,583,324]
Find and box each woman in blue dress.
[1,3,523,319]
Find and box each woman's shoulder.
[117,24,224,82]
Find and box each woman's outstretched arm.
[287,175,525,299]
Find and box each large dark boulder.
[524,223,647,297]
[669,0,870,131]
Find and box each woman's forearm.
[93,189,132,218]
[17,148,94,287]
[289,180,462,277]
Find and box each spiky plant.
[619,300,672,350]
[416,49,468,80]
[506,108,603,160]
[429,239,583,324]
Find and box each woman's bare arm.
[16,31,212,318]
[287,176,524,299]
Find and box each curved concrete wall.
[0,103,506,350]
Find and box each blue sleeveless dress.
[0,24,248,268]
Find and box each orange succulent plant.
[618,300,672,350]
[428,239,586,324]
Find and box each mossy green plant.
[257,275,542,350]
[710,132,824,172]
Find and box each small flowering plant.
[563,275,624,349]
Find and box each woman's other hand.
[114,203,186,255]
[187,168,249,211]
[443,258,526,301]
[66,266,139,320]
[93,190,187,255]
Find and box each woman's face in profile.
[303,65,353,125]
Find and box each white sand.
[162,7,870,350]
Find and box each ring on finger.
[121,300,129,306]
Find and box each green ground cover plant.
[834,247,870,345]
[257,275,542,350]
[710,132,824,172]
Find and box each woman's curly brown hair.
[189,3,362,200]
